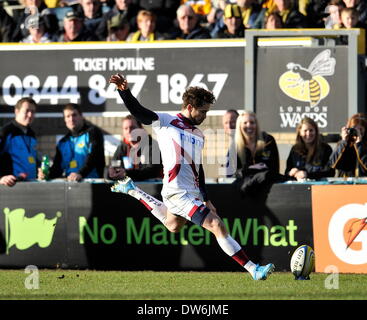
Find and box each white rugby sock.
[216,235,255,275]
[129,187,167,224]
[216,235,241,256]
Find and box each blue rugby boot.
[252,263,275,280]
[111,177,136,194]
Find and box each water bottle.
[41,155,50,180]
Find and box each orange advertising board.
[312,185,367,273]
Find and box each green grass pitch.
[0,270,366,300]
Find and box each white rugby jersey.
[152,112,205,197]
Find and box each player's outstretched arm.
[109,73,158,125]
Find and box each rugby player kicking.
[109,73,274,280]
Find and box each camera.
[346,127,358,138]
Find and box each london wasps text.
[279,105,328,128]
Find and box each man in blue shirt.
[0,97,38,186]
[40,103,105,181]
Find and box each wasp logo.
[279,49,336,107]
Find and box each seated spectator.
[71,0,104,33]
[20,15,57,43]
[223,109,239,137]
[133,0,179,33]
[12,0,59,42]
[237,0,262,28]
[58,10,98,41]
[167,4,211,39]
[126,10,164,41]
[210,0,261,36]
[335,7,367,51]
[95,0,139,40]
[233,111,283,197]
[106,14,130,40]
[0,5,15,42]
[264,11,283,28]
[329,113,367,177]
[342,0,367,24]
[337,6,366,29]
[39,103,105,181]
[212,3,245,38]
[107,115,162,181]
[0,97,38,185]
[285,117,334,181]
[254,0,308,29]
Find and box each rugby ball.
[290,245,315,279]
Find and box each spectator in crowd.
[106,14,130,40]
[95,0,139,40]
[12,0,59,42]
[236,0,262,28]
[329,113,367,177]
[132,0,180,33]
[264,11,283,28]
[167,4,211,39]
[0,5,15,42]
[209,0,261,36]
[39,103,105,181]
[338,7,365,29]
[324,0,345,29]
[20,15,57,42]
[335,7,367,49]
[285,117,334,181]
[233,111,282,197]
[221,109,239,178]
[254,0,308,29]
[58,10,98,41]
[222,109,239,136]
[342,0,367,24]
[107,115,162,181]
[74,0,104,33]
[212,3,245,38]
[0,97,38,186]
[126,10,164,41]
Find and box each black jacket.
[0,6,15,42]
[95,4,139,40]
[108,135,162,181]
[285,142,334,180]
[167,24,211,40]
[236,131,280,179]
[328,140,367,177]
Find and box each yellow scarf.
[131,31,155,42]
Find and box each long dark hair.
[293,117,321,163]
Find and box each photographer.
[329,113,367,177]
